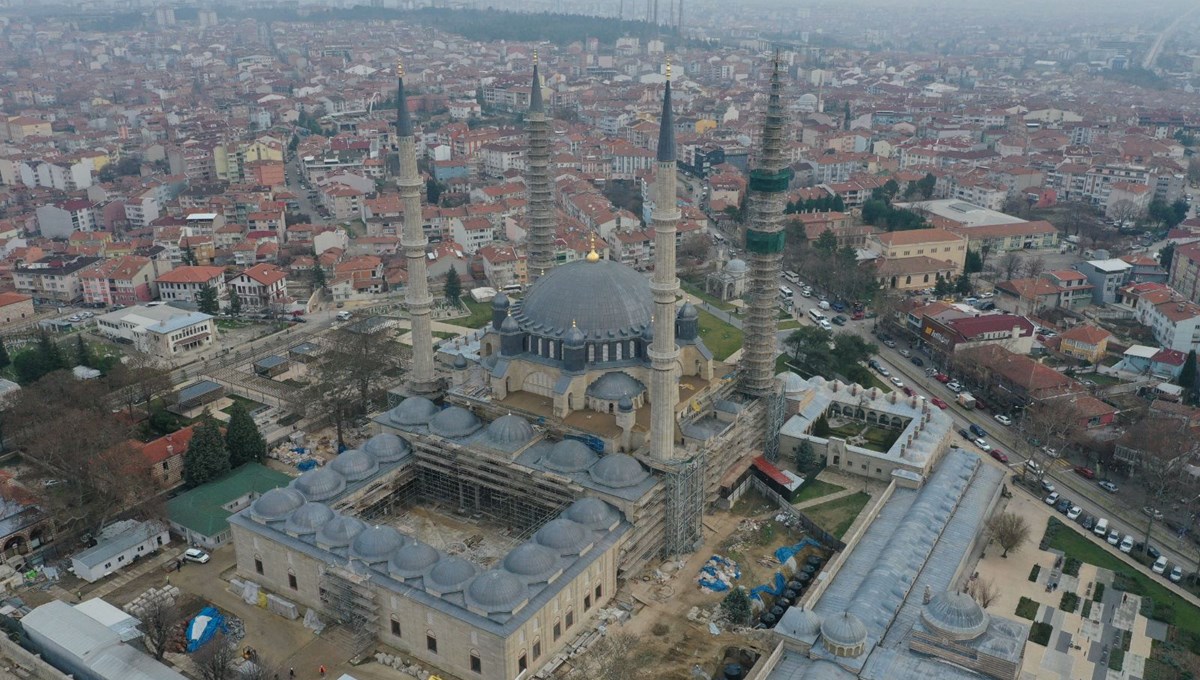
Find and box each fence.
[797,480,897,611]
[746,476,845,551]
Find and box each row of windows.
[254,557,299,590]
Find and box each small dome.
[565,497,620,530]
[429,406,483,439]
[427,556,478,593]
[922,591,989,640]
[777,371,806,395]
[485,414,535,447]
[453,354,469,369]
[491,292,510,309]
[677,302,698,320]
[821,612,868,653]
[466,570,529,613]
[388,396,439,427]
[535,518,591,555]
[543,440,599,473]
[293,467,347,502]
[564,324,585,346]
[316,515,367,549]
[388,541,440,579]
[502,542,561,580]
[284,502,334,536]
[618,396,633,412]
[330,449,379,482]
[350,525,407,563]
[784,608,823,638]
[586,372,645,401]
[500,315,520,333]
[589,453,649,489]
[251,488,305,522]
[726,258,747,273]
[362,433,411,463]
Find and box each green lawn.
[803,492,871,538]
[458,299,493,329]
[792,479,845,504]
[433,330,459,340]
[222,394,266,415]
[779,320,801,330]
[826,422,900,453]
[1044,519,1200,637]
[681,280,734,311]
[696,308,743,362]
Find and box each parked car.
[832,315,848,326]
[1073,466,1095,479]
[1170,565,1184,583]
[1067,506,1083,521]
[1081,515,1096,531]
[1098,481,1119,493]
[831,301,847,312]
[947,381,963,393]
[902,386,914,397]
[1134,543,1162,560]
[910,356,924,367]
[898,349,912,358]
[1142,506,1165,521]
[974,438,992,452]
[1106,529,1121,546]
[1056,498,1073,513]
[877,366,891,377]
[183,548,211,564]
[1044,491,1060,505]
[969,423,988,438]
[1152,555,1168,574]
[974,396,990,411]
[958,428,972,439]
[1119,535,1135,553]
[925,367,938,377]
[994,414,1013,426]
[1025,460,1043,475]
[935,373,951,383]
[931,398,949,409]
[989,450,1009,464]
[889,377,904,387]
[1040,479,1056,493]
[883,339,897,348]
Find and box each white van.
[1093,518,1109,537]
[784,271,800,284]
[808,309,827,324]
[336,311,352,321]
[818,300,831,311]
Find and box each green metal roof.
[167,463,292,538]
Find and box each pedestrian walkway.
[88,549,178,600]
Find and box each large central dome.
[515,259,653,339]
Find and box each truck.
[956,392,977,409]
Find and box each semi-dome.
[726,258,747,274]
[677,302,698,319]
[293,467,347,502]
[542,440,599,473]
[586,372,645,401]
[388,396,439,427]
[363,433,411,463]
[514,259,653,339]
[921,591,989,640]
[565,497,620,530]
[821,612,868,657]
[250,488,305,522]
[284,502,334,536]
[589,453,649,489]
[429,406,483,439]
[534,518,591,555]
[485,414,535,447]
[350,525,407,563]
[426,556,478,594]
[316,515,367,549]
[502,542,561,581]
[466,570,529,613]
[330,449,379,482]
[388,541,440,579]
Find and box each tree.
[139,596,183,661]
[720,587,753,626]
[987,511,1030,558]
[229,292,243,317]
[916,172,937,200]
[107,351,172,421]
[182,243,198,266]
[1106,199,1143,226]
[783,326,833,376]
[968,578,999,608]
[444,267,463,305]
[964,248,983,274]
[193,632,240,680]
[1182,350,1199,405]
[13,332,68,384]
[0,341,9,370]
[225,402,266,468]
[813,414,832,438]
[308,325,406,448]
[795,440,817,474]
[813,229,840,255]
[954,273,972,296]
[997,251,1023,281]
[1159,243,1176,271]
[1131,418,1190,556]
[75,335,95,369]
[933,275,952,297]
[1022,255,1046,280]
[426,178,444,205]
[310,261,327,291]
[183,416,230,488]
[197,285,220,315]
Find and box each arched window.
[601,344,609,361]
[615,343,623,361]
[548,340,556,358]
[587,345,595,362]
[629,340,636,357]
[537,337,543,356]
[905,275,912,285]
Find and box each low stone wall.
[0,633,68,680]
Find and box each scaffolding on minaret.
[525,51,557,280]
[662,453,705,557]
[763,384,786,463]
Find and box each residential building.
[1040,270,1094,309]
[993,278,1062,315]
[477,244,527,289]
[78,255,157,307]
[12,255,101,302]
[450,216,497,254]
[1057,325,1113,363]
[0,292,34,326]
[1134,295,1200,353]
[156,265,227,305]
[35,199,99,238]
[948,220,1059,254]
[70,520,170,583]
[138,426,194,489]
[96,305,218,359]
[919,314,1036,357]
[871,229,968,272]
[1168,241,1200,304]
[1105,181,1153,220]
[231,264,288,309]
[1075,259,1132,304]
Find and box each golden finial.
[396,59,404,78]
[572,319,578,328]
[586,232,600,262]
[533,48,539,66]
[666,56,672,81]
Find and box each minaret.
[649,60,681,461]
[740,55,791,396]
[525,51,556,279]
[396,61,438,396]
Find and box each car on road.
[1073,466,1095,479]
[1119,535,1135,553]
[1067,506,1082,521]
[883,339,897,348]
[1056,498,1073,513]
[819,319,833,331]
[902,386,914,397]
[336,311,353,321]
[1040,479,1056,493]
[994,414,1013,426]
[67,315,82,322]
[1142,506,1164,521]
[1134,543,1162,560]
[1098,481,1119,493]
[832,315,848,326]
[958,428,972,439]
[910,356,924,367]
[183,548,211,564]
[889,377,904,387]
[969,423,988,438]
[898,349,911,358]
[989,450,1009,464]
[1106,529,1121,545]
[947,381,963,393]
[1170,565,1184,583]
[974,438,992,452]
[876,366,891,377]
[1044,491,1060,505]
[934,373,951,383]
[1152,555,1169,574]
[1081,515,1096,531]
[931,397,949,409]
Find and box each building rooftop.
[167,463,292,538]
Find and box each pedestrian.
[289,669,295,678]
[319,665,326,677]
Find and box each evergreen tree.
[813,414,832,438]
[196,285,220,315]
[955,273,973,296]
[75,335,94,368]
[183,416,230,488]
[832,194,846,212]
[310,262,327,291]
[1181,350,1198,405]
[37,331,66,373]
[225,401,266,468]
[795,440,817,474]
[721,587,753,626]
[445,267,463,305]
[229,292,243,317]
[182,243,198,266]
[933,275,952,297]
[0,341,11,370]
[964,248,984,274]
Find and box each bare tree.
[139,596,183,661]
[987,511,1030,558]
[968,578,999,608]
[997,251,1023,281]
[319,322,406,413]
[194,632,240,680]
[1107,199,1143,226]
[236,655,282,680]
[1022,254,1047,280]
[106,350,173,420]
[567,632,652,680]
[1129,419,1191,557]
[1021,396,1082,471]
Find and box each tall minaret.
[740,56,791,396]
[396,61,438,396]
[525,51,556,279]
[649,60,681,461]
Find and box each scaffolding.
[662,453,705,558]
[763,386,786,463]
[319,563,379,655]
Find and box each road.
[285,153,327,222]
[778,281,1200,584]
[1141,5,1200,70]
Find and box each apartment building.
[78,255,157,307]
[156,266,227,305]
[13,255,101,303]
[230,264,288,309]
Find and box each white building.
[96,305,218,359]
[70,520,170,583]
[22,600,186,680]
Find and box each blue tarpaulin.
[749,572,787,602]
[296,459,318,471]
[774,537,821,566]
[186,606,229,653]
